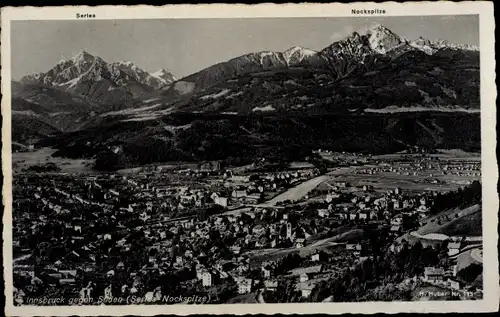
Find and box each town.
[12,149,483,304]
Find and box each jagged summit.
[283,46,317,66]
[116,61,136,67]
[71,50,95,63]
[364,24,403,54]
[284,45,316,54]
[151,68,172,77]
[151,68,177,85]
[367,24,392,33]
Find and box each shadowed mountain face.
[12,25,480,168]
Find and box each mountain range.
[20,51,176,104]
[12,25,481,169]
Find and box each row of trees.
[430,180,481,214]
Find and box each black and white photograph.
[2,3,498,315]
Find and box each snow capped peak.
[283,46,317,66]
[116,61,135,67]
[409,36,479,54]
[366,24,392,34]
[150,68,176,85]
[284,46,317,56]
[363,25,403,54]
[256,51,277,57]
[72,50,94,63]
[151,68,170,77]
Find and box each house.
[176,256,184,266]
[390,225,402,235]
[424,267,445,283]
[295,238,306,248]
[334,181,347,188]
[245,194,262,204]
[214,196,228,207]
[231,246,241,255]
[285,222,293,239]
[420,197,427,206]
[232,190,248,198]
[201,271,214,287]
[358,212,368,220]
[252,224,265,235]
[451,264,459,277]
[264,279,278,291]
[334,213,348,220]
[262,265,273,278]
[59,278,76,285]
[362,185,374,191]
[346,243,363,256]
[237,278,253,294]
[299,272,309,283]
[447,278,461,290]
[390,200,401,210]
[311,251,323,262]
[317,209,330,218]
[447,242,462,257]
[237,263,249,274]
[298,283,314,298]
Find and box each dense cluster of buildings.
[12,153,482,304]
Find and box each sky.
[11,15,479,80]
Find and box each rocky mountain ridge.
[20,51,176,103]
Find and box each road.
[410,231,483,243]
[13,253,32,264]
[257,167,352,207]
[470,248,483,263]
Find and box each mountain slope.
[49,111,480,171]
[151,47,478,116]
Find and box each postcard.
[1,2,498,316]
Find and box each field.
[417,204,482,236]
[259,175,329,207]
[456,249,483,272]
[12,147,95,174]
[321,151,480,195]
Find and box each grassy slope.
[417,204,482,236]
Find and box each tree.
[402,213,419,231]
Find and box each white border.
[1,2,498,316]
